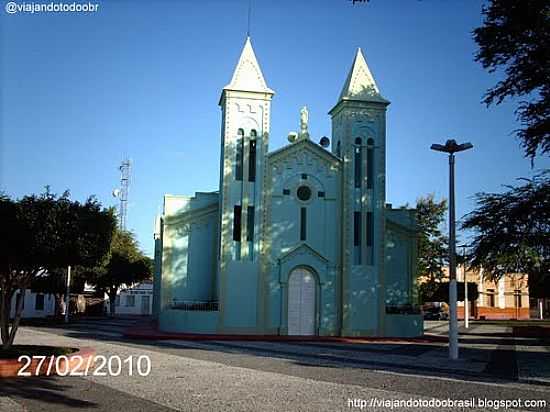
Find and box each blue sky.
[1,0,547,256]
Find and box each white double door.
[287,268,316,336]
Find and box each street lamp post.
[431,139,473,360]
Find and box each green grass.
[0,345,76,359]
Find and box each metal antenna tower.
[113,158,131,230]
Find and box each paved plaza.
[0,318,549,411]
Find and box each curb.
[123,327,445,344]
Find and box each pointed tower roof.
[336,48,389,105]
[223,37,274,94]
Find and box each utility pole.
[64,265,71,323]
[431,139,473,360]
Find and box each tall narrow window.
[233,205,242,241]
[353,212,362,246]
[487,289,495,307]
[248,138,257,182]
[246,206,255,242]
[515,290,522,308]
[367,138,374,189]
[336,141,341,157]
[35,294,44,311]
[354,138,362,188]
[300,207,307,241]
[235,129,244,181]
[366,211,373,247]
[354,211,362,265]
[366,211,374,265]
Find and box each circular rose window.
[296,185,312,202]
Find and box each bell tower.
[329,48,390,336]
[217,37,274,331]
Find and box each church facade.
[153,38,423,337]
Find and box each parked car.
[423,307,448,320]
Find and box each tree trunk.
[109,290,117,317]
[54,293,64,319]
[7,288,26,347]
[0,289,12,349]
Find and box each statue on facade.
[299,106,309,139]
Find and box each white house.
[105,281,153,315]
[10,290,56,318]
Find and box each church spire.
[337,48,389,104]
[223,37,274,94]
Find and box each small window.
[355,137,362,145]
[318,191,325,198]
[300,207,307,241]
[283,189,290,195]
[487,289,495,307]
[336,141,341,157]
[35,294,44,311]
[301,173,308,180]
[233,205,242,242]
[126,295,135,307]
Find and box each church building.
[153,37,423,337]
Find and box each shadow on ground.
[0,376,96,408]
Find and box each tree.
[473,0,550,160]
[430,282,479,304]
[0,191,115,349]
[415,195,449,303]
[89,229,152,316]
[462,172,550,291]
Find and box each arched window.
[248,130,257,182]
[235,129,244,181]
[367,138,374,189]
[354,138,362,188]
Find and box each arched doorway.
[288,267,317,335]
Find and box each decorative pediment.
[279,243,329,264]
[268,139,341,171]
